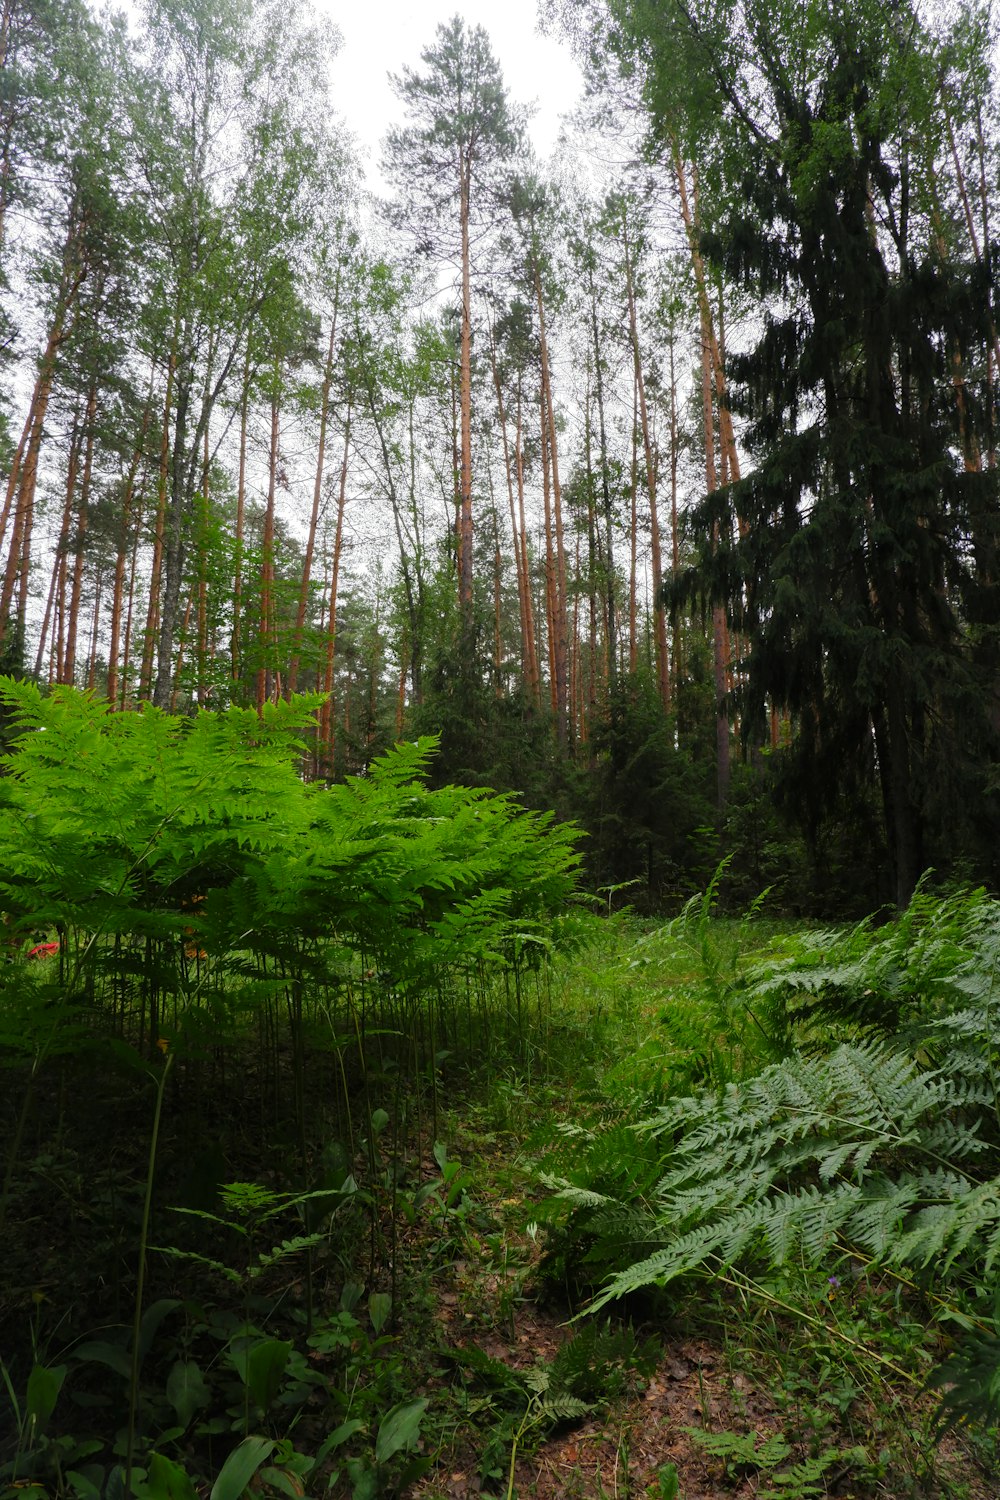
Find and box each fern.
[537,890,1000,1317]
[685,1426,867,1495]
[585,1028,1000,1309]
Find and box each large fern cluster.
[743,883,1000,1039]
[538,891,1000,1318]
[588,1026,999,1308]
[0,680,582,1073]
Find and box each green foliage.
[929,1284,1000,1435]
[533,884,1000,1472]
[0,680,580,1067]
[585,674,716,908]
[583,1031,997,1310]
[743,880,1000,1039]
[543,900,1000,1304]
[659,0,1000,905]
[450,1321,658,1484]
[685,1426,868,1497]
[0,679,584,1491]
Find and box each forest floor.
[396,909,1000,1500]
[401,1110,995,1500]
[3,910,1000,1499]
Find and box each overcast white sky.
[320,0,585,189]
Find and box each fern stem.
[505,1403,534,1500]
[125,1049,174,1494]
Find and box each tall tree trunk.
[0,0,17,262]
[492,527,503,697]
[120,482,146,710]
[540,383,559,722]
[514,377,540,704]
[0,331,69,645]
[0,206,88,649]
[171,592,194,713]
[107,396,153,707]
[231,346,252,685]
[622,212,670,711]
[256,367,281,714]
[534,265,569,741]
[628,378,639,674]
[319,403,352,773]
[153,341,194,708]
[34,415,82,680]
[457,149,474,638]
[583,369,599,732]
[486,315,533,694]
[586,263,616,689]
[289,305,339,696]
[668,336,682,697]
[63,378,99,684]
[570,537,582,744]
[195,409,211,706]
[140,341,178,700]
[674,153,743,489]
[85,567,103,691]
[700,308,731,811]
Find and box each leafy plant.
[685,1426,868,1498]
[450,1322,658,1492]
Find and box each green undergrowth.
[529,880,1000,1494]
[0,682,588,1499]
[2,702,998,1500]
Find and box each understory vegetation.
[1,682,999,1498]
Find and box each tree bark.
[289,303,339,697]
[63,377,99,684]
[534,264,569,741]
[700,304,731,810]
[319,402,352,773]
[231,347,251,686]
[622,212,670,711]
[140,340,178,700]
[486,312,533,694]
[586,264,616,689]
[256,367,281,713]
[107,395,153,708]
[33,416,82,682]
[457,148,474,638]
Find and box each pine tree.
[384,16,523,648]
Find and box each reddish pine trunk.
[540,385,559,722]
[622,214,670,711]
[108,396,153,707]
[457,151,474,639]
[487,316,533,694]
[319,403,352,773]
[34,416,82,680]
[256,370,281,714]
[139,345,177,700]
[514,380,540,704]
[231,347,251,684]
[62,379,98,684]
[535,267,569,741]
[289,310,339,696]
[0,207,89,648]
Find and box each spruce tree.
[662,1,1000,901]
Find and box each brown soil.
[411,1234,996,1500]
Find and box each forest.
[1,0,1000,1496]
